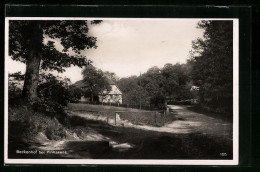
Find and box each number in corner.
[220,153,227,157]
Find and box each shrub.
[8,72,71,117]
[31,98,65,117]
[150,93,166,110]
[45,126,67,140]
[9,106,68,141]
[68,86,82,103]
[38,74,70,105]
[8,72,24,106]
[9,107,40,139]
[32,73,70,116]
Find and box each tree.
[117,63,193,108]
[104,71,119,82]
[9,20,102,103]
[68,86,83,103]
[190,20,233,113]
[117,76,138,93]
[141,66,166,96]
[117,76,148,106]
[140,66,167,107]
[36,73,71,115]
[8,72,25,105]
[82,65,111,102]
[161,63,191,101]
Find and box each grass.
[67,103,153,114]
[67,103,176,127]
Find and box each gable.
[107,84,122,95]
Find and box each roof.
[73,80,86,88]
[107,79,116,85]
[74,79,122,95]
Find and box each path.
[166,105,232,138]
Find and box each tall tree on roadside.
[161,63,191,100]
[82,65,111,102]
[9,20,102,103]
[117,76,148,106]
[141,66,167,107]
[190,20,233,113]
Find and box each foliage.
[8,71,72,117]
[81,65,111,102]
[118,63,192,108]
[9,20,100,71]
[104,71,119,82]
[8,72,24,105]
[8,106,90,142]
[9,20,101,101]
[161,63,192,100]
[8,71,72,112]
[9,71,25,81]
[45,126,67,140]
[190,20,233,114]
[68,86,83,103]
[33,73,71,116]
[142,66,166,96]
[117,76,149,106]
[9,106,67,140]
[150,93,166,109]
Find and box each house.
[73,79,123,104]
[99,79,123,104]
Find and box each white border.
[4,17,239,165]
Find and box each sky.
[7,19,204,83]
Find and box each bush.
[45,126,67,140]
[8,84,22,105]
[9,106,68,141]
[32,74,70,116]
[150,93,166,110]
[8,72,24,106]
[37,74,70,106]
[8,73,92,142]
[31,98,65,117]
[8,72,70,117]
[68,86,82,103]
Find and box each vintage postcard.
[4,17,239,165]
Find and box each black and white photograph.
[4,18,238,165]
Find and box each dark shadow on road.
[187,105,233,123]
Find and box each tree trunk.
[22,55,41,102]
[22,22,43,103]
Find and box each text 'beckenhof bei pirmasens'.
[16,150,68,155]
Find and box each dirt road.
[166,105,232,139]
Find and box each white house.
[99,79,123,104]
[74,79,123,104]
